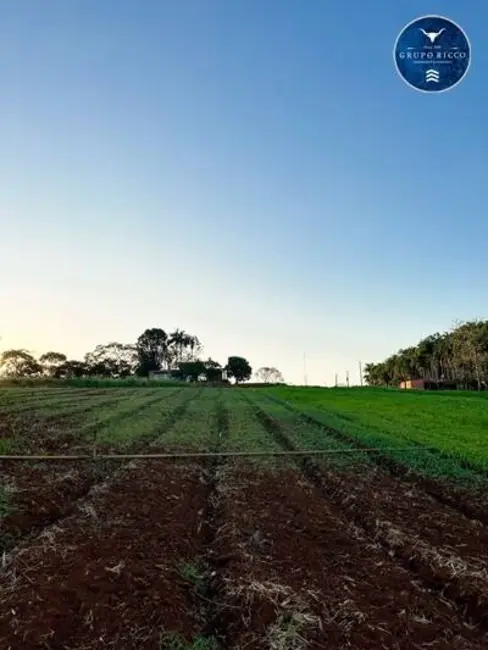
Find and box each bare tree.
[255,366,284,384]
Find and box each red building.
[399,378,425,390]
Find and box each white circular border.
[393,14,472,94]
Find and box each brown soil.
[0,413,76,445]
[0,462,209,649]
[0,410,104,551]
[253,406,488,630]
[320,462,488,566]
[209,463,486,649]
[276,400,488,525]
[314,462,488,630]
[1,461,486,649]
[0,389,194,551]
[0,462,109,551]
[2,391,488,648]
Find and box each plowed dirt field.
[0,386,487,649]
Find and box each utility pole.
[359,361,363,387]
[303,352,308,386]
[334,373,338,387]
[346,370,350,388]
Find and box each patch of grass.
[0,389,131,417]
[159,632,218,650]
[177,561,206,593]
[223,391,284,467]
[91,389,187,449]
[0,438,13,454]
[0,387,75,405]
[247,392,371,471]
[268,614,306,650]
[0,388,191,454]
[0,488,14,517]
[260,386,488,481]
[159,390,218,450]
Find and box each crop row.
[261,389,486,481]
[0,389,200,552]
[263,386,488,473]
[246,393,488,631]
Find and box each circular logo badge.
[394,15,471,93]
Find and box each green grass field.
[260,386,488,479]
[1,383,488,482]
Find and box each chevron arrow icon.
[425,69,440,83]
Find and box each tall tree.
[364,320,488,389]
[54,360,89,378]
[85,342,137,378]
[226,356,252,384]
[135,328,169,376]
[167,330,201,367]
[39,351,67,377]
[0,349,42,377]
[203,358,223,382]
[176,360,206,382]
[186,335,202,362]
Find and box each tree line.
[0,327,284,385]
[0,328,252,384]
[364,320,488,390]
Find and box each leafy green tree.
[85,342,137,378]
[226,356,252,384]
[188,335,202,361]
[365,319,488,389]
[168,331,202,366]
[86,360,112,377]
[176,360,206,381]
[135,328,169,376]
[54,360,89,378]
[39,351,67,377]
[0,349,42,377]
[168,330,189,366]
[204,358,223,382]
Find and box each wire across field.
[0,446,439,460]
[1,385,488,649]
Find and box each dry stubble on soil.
[247,396,488,626]
[0,387,487,649]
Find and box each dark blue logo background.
[394,15,471,93]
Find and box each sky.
[0,1,486,386]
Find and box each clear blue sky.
[1,1,486,385]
